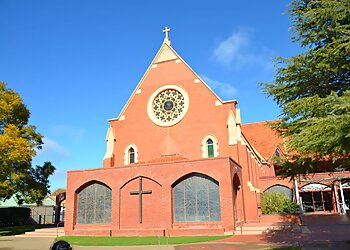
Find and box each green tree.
[261,0,350,176]
[262,192,298,214]
[0,82,55,204]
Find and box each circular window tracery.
[147,85,189,127]
[153,89,185,123]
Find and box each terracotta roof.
[146,155,189,163]
[242,120,284,160]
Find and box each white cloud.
[52,125,85,141]
[36,137,70,162]
[201,75,237,100]
[213,30,250,66]
[212,28,273,70]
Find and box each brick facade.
[65,33,350,236]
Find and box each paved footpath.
[213,214,350,250]
[1,214,350,250]
[0,238,272,250]
[0,236,348,250]
[0,236,55,250]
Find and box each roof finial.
[163,26,171,46]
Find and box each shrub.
[262,191,298,214]
[0,207,31,227]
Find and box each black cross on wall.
[130,176,152,224]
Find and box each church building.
[64,28,350,236]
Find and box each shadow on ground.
[264,214,350,246]
[176,214,350,250]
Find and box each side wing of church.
[64,28,350,236]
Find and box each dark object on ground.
[51,240,72,250]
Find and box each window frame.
[129,147,135,164]
[124,143,138,165]
[172,173,221,223]
[207,139,214,158]
[201,134,219,158]
[76,182,112,224]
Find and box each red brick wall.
[106,59,236,167]
[65,157,242,236]
[120,177,163,229]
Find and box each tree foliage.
[262,192,299,214]
[0,82,55,205]
[261,0,350,176]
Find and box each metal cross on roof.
[163,26,171,40]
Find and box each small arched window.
[201,135,219,158]
[207,139,214,158]
[129,147,135,164]
[264,185,293,200]
[124,144,138,165]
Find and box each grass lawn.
[57,235,230,246]
[0,225,51,236]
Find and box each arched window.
[173,174,221,222]
[264,185,293,200]
[124,144,138,165]
[207,139,214,158]
[201,135,219,158]
[77,182,111,224]
[129,147,135,164]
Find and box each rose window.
[152,89,185,123]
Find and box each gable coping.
[109,40,237,121]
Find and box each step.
[33,228,64,233]
[25,231,65,236]
[234,222,292,235]
[16,233,64,237]
[241,222,291,227]
[240,225,291,231]
[15,227,65,237]
[234,230,266,235]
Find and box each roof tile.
[242,120,283,160]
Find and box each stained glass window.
[207,139,214,158]
[77,182,112,224]
[173,174,221,222]
[152,89,185,123]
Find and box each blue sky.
[0,0,300,192]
